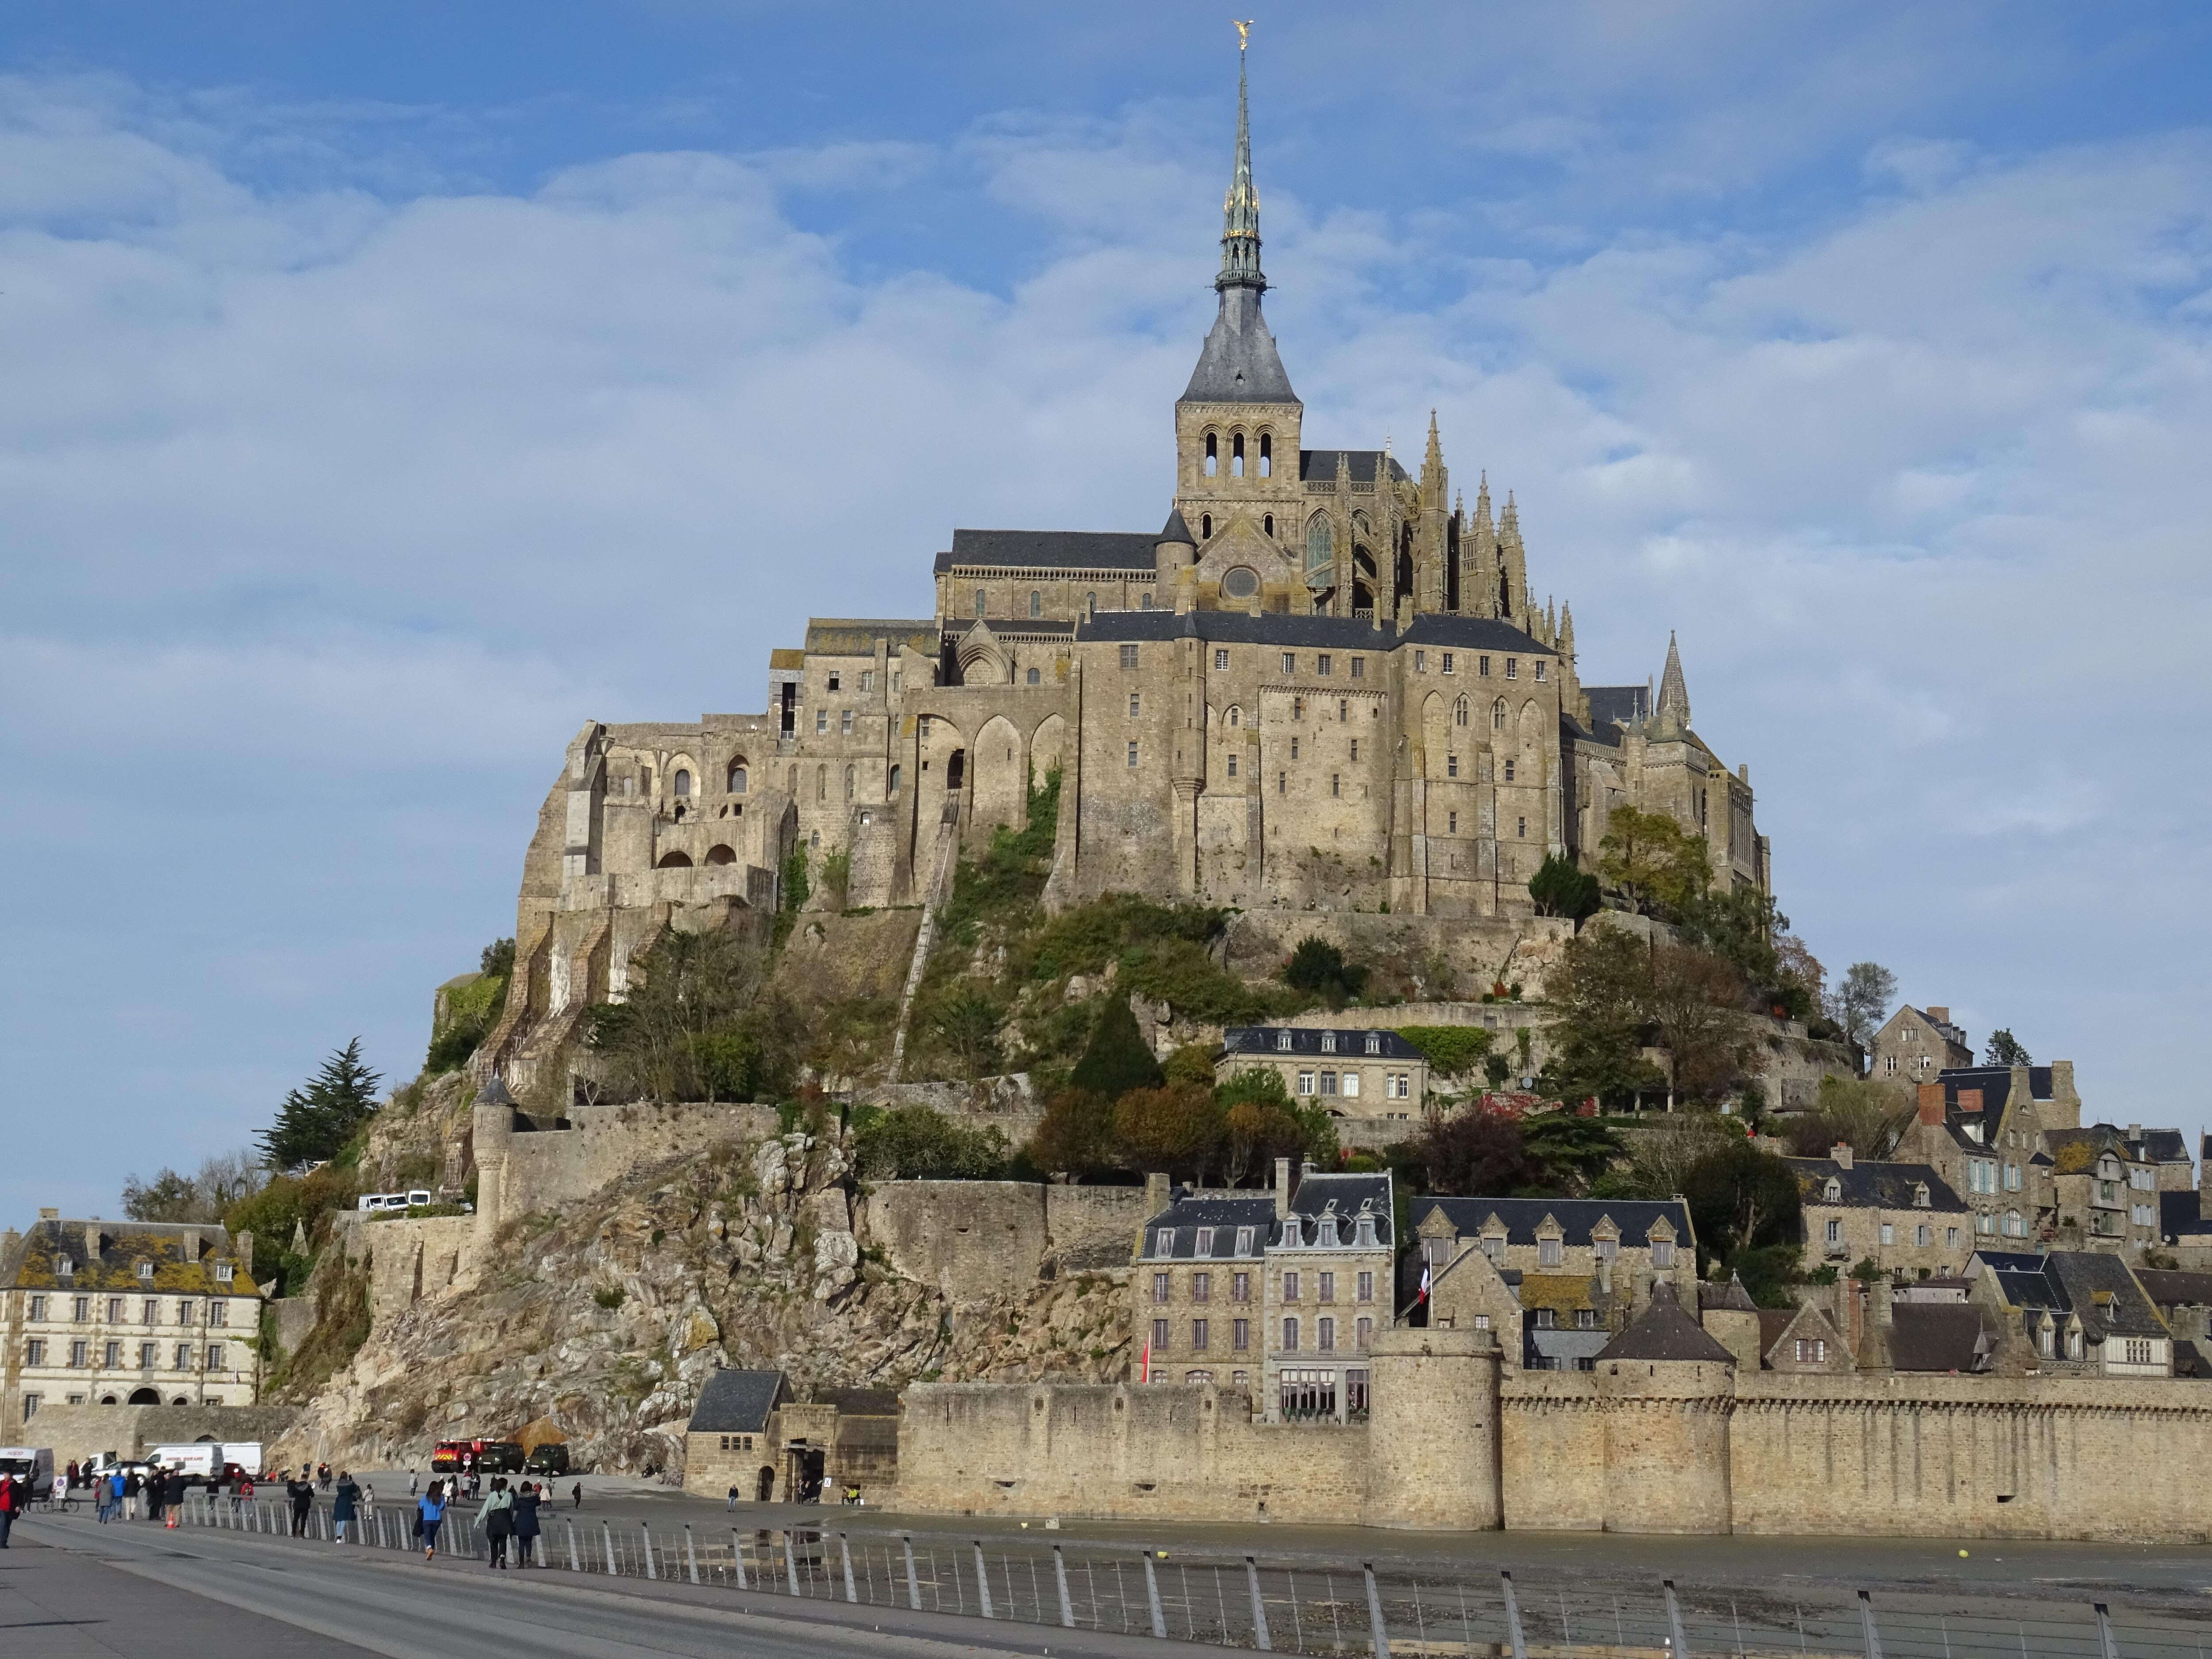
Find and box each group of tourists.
[409,1476,551,1566]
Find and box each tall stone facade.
[483,54,1769,1094]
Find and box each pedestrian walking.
[165,1469,187,1528]
[145,1466,167,1526]
[123,1467,141,1521]
[571,1479,582,1510]
[0,1470,20,1548]
[416,1480,446,1562]
[511,1481,541,1568]
[333,1472,360,1543]
[288,1472,314,1537]
[726,1482,739,1511]
[479,1478,515,1569]
[65,1459,80,1493]
[407,1467,419,1497]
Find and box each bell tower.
[1171,29,1304,611]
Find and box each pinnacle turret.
[1656,630,1691,726]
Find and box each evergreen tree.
[1527,853,1601,922]
[1071,998,1164,1101]
[258,1039,383,1170]
[1985,1029,2031,1067]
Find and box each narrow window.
[1504,760,1516,782]
[1201,515,1213,539]
[975,588,987,617]
[1350,657,1364,680]
[1317,653,1332,676]
[1454,695,1469,727]
[1215,649,1230,670]
[727,762,748,795]
[1228,706,1241,726]
[1448,811,1457,833]
[1141,591,1154,609]
[1026,667,1040,685]
[1029,590,1042,618]
[1086,592,1096,618]
[1205,432,1218,476]
[815,709,827,734]
[1517,816,1527,837]
[1414,650,1426,672]
[840,710,853,736]
[1442,652,1455,675]
[1290,737,1299,759]
[1534,660,1547,682]
[1129,693,1141,717]
[888,764,901,794]
[1505,657,1518,680]
[1283,1318,1299,1352]
[1152,1318,1170,1352]
[1226,755,1238,778]
[1330,773,1340,798]
[1349,738,1358,760]
[1126,741,1139,769]
[1292,698,1303,721]
[843,764,855,800]
[1479,655,1490,676]
[1232,432,1245,476]
[1233,1318,1250,1350]
[1278,771,1286,795]
[1447,754,1459,779]
[1259,433,1272,476]
[1263,513,1274,536]
[1192,1318,1210,1350]
[816,765,827,800]
[1493,698,1507,730]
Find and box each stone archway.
[972,714,1025,837]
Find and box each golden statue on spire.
[1235,19,1252,50]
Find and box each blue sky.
[5,3,2211,1221]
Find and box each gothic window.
[1259,433,1272,477]
[1029,590,1042,618]
[1205,432,1218,476]
[1201,515,1212,539]
[1227,706,1241,727]
[888,764,901,794]
[844,765,855,801]
[1141,591,1155,609]
[1493,697,1508,730]
[1305,516,1334,586]
[975,588,987,618]
[1026,667,1040,685]
[1453,695,1469,727]
[1232,432,1245,477]
[673,769,691,797]
[1263,514,1274,536]
[816,766,827,801]
[726,762,748,794]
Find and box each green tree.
[854,1106,1009,1180]
[1027,1088,1117,1180]
[1519,1114,1628,1193]
[1985,1028,2031,1067]
[1282,937,1368,1007]
[1596,806,1711,917]
[1831,961,1897,1047]
[1675,887,1797,1013]
[1071,998,1164,1100]
[1536,928,1664,1109]
[258,1039,383,1171]
[1528,853,1601,922]
[1394,1026,1493,1080]
[1645,944,1756,1103]
[1682,1139,1801,1279]
[927,981,1005,1081]
[1112,1084,1225,1183]
[1786,1075,1915,1160]
[1215,1067,1335,1179]
[1163,1043,1219,1089]
[585,926,766,1102]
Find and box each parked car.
[522,1443,571,1477]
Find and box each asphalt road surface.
[6,1510,1219,1659]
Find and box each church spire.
[1657,630,1691,725]
[1217,25,1264,292]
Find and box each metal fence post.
[1365,1563,1391,1659]
[1859,1591,1884,1659]
[1143,1553,1168,1640]
[783,1529,802,1597]
[972,1542,995,1619]
[2095,1603,2121,1659]
[566,1521,579,1571]
[841,1535,858,1604]
[903,1534,922,1611]
[640,1522,657,1579]
[1247,1556,1272,1651]
[1665,1579,1692,1659]
[731,1528,749,1589]
[1056,1546,1078,1630]
[1502,1571,1528,1659]
[684,1525,699,1586]
[602,1519,617,1574]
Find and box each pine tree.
[1071,998,1164,1102]
[257,1038,383,1170]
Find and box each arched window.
[1029,590,1042,618]
[888,764,902,794]
[1259,433,1272,477]
[810,830,820,850]
[673,769,691,797]
[1025,667,1041,685]
[1204,432,1218,476]
[1141,591,1154,610]
[1227,706,1242,728]
[1201,514,1213,539]
[844,764,855,801]
[1492,698,1508,730]
[1263,514,1274,537]
[1453,696,1469,727]
[975,588,987,618]
[816,765,827,801]
[1231,432,1245,477]
[1305,516,1334,585]
[726,762,748,795]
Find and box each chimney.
[2047,1060,2081,1130]
[84,1223,102,1262]
[1143,1171,1171,1217]
[235,1230,254,1278]
[1832,1142,1853,1171]
[1917,1083,1945,1126]
[1273,1157,1294,1219]
[38,1207,58,1221]
[1925,1006,1950,1024]
[2127,1124,2142,1144]
[1957,1088,1983,1114]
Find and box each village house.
[1867,1005,1974,1084]
[1970,1249,2174,1377]
[1215,1026,1429,1124]
[1785,1144,1971,1281]
[2045,1127,2165,1255]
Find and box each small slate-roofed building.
[1786,1147,1970,1281]
[1970,1249,2174,1377]
[1217,1026,1428,1122]
[1133,1186,1275,1392]
[2045,1126,2163,1255]
[682,1367,791,1502]
[1594,1282,1736,1365]
[1868,1004,1974,1085]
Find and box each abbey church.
[489,54,1768,1084]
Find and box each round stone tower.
[1362,1325,1503,1529]
[1591,1286,1737,1533]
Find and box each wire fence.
[168,1494,2212,1659]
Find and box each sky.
[4,2,2210,1223]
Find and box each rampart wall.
[856,1181,1154,1299]
[495,1101,779,1220]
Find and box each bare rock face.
[276,1125,1129,1479]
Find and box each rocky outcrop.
[273,1122,1129,1477]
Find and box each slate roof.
[1160,507,1195,545]
[1297,449,1409,485]
[1283,1170,1395,1248]
[686,1368,791,1435]
[1980,1251,2168,1341]
[2134,1268,2212,1309]
[803,618,940,657]
[1784,1156,1967,1214]
[1079,610,1399,649]
[1697,1274,1758,1313]
[1936,1066,2055,1139]
[1398,614,1558,657]
[1584,685,1650,728]
[938,530,1161,573]
[1138,1193,1275,1260]
[1221,1027,1424,1061]
[0,1218,250,1295]
[1413,1196,1692,1251]
[1181,287,1298,404]
[2160,1191,2212,1242]
[1888,1303,1995,1373]
[1595,1285,1736,1364]
[2130,1128,2191,1164]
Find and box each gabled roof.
[1936,1066,2055,1139]
[1784,1157,1967,1214]
[2135,1268,2212,1309]
[1888,1304,1995,1373]
[2129,1128,2191,1164]
[1221,1027,1423,1060]
[1297,449,1408,485]
[1979,1251,2167,1340]
[1,1218,249,1294]
[1697,1274,1758,1313]
[686,1368,791,1435]
[1282,1170,1394,1248]
[1413,1196,1691,1251]
[941,529,1161,573]
[1595,1285,1735,1364]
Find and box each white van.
[356,1190,435,1213]
[0,1448,56,1501]
[147,1443,219,1482]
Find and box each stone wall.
[497,1102,780,1221]
[858,1182,1049,1302]
[356,1216,478,1329]
[21,1402,300,1467]
[1043,1186,1154,1273]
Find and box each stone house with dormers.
[1867,1004,1974,1084]
[2045,1127,2166,1255]
[1970,1248,2174,1377]
[1785,1146,1970,1282]
[1215,1026,1429,1125]
[1409,1196,1696,1373]
[0,1211,264,1434]
[1133,1160,1394,1424]
[1897,1067,2079,1248]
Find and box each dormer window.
[1195,1227,1215,1256]
[137,1262,154,1282]
[57,1257,73,1278]
[1538,1237,1563,1267]
[1318,1214,1340,1248]
[1234,1227,1256,1256]
[1355,1216,1376,1247]
[1365,1033,1381,1055]
[1964,1121,1983,1144]
[1281,1216,1302,1248]
[1321,1033,1336,1054]
[1913,1183,1931,1208]
[1652,1239,1676,1268]
[215,1264,234,1283]
[1153,1229,1175,1257]
[1824,1179,1842,1202]
[1275,1032,1292,1052]
[1481,1234,1505,1261]
[1593,1237,1617,1262]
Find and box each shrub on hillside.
[854,1106,1010,1181]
